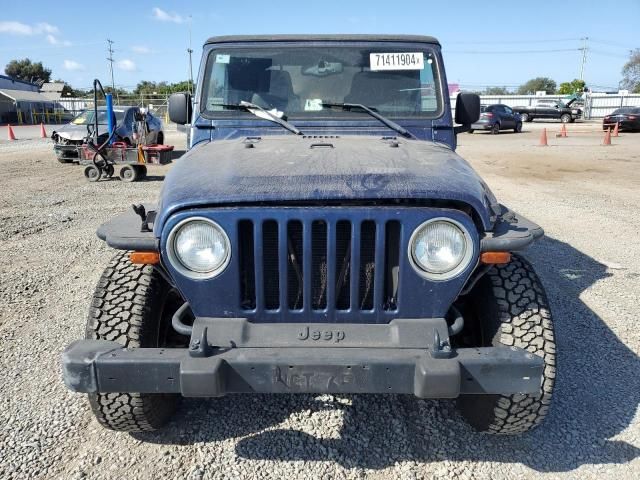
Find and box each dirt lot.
[0,122,638,479]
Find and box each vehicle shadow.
[133,236,639,472]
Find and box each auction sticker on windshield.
[370,52,424,71]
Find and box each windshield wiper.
[210,101,303,136]
[321,102,416,139]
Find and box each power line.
[445,48,581,54]
[446,38,582,45]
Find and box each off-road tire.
[85,251,180,432]
[457,255,556,434]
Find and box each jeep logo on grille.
[297,326,345,343]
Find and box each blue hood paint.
[156,135,498,233]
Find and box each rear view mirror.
[168,93,193,125]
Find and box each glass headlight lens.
[411,220,471,277]
[170,219,230,277]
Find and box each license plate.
[370,52,424,71]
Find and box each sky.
[0,0,637,92]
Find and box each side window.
[503,106,513,115]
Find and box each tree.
[484,86,510,95]
[133,80,193,94]
[4,58,51,84]
[558,79,586,95]
[517,77,557,95]
[620,49,640,93]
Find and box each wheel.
[514,122,523,133]
[156,132,164,145]
[560,113,571,123]
[519,113,530,122]
[85,251,185,432]
[457,255,556,434]
[119,165,138,182]
[134,164,147,179]
[103,164,115,178]
[84,165,101,182]
[491,123,500,135]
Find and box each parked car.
[602,107,640,131]
[469,104,522,134]
[62,34,555,436]
[52,106,164,162]
[513,98,581,123]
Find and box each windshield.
[201,45,442,118]
[71,109,125,125]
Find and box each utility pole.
[106,39,118,103]
[579,37,588,82]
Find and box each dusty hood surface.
[157,135,498,230]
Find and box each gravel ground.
[0,123,638,479]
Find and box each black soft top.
[205,34,440,46]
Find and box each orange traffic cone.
[538,128,548,146]
[612,122,619,137]
[560,123,567,138]
[40,122,47,138]
[602,128,612,146]
[7,124,16,140]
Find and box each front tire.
[457,255,556,434]
[85,251,183,432]
[519,113,530,122]
[560,113,571,123]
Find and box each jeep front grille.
[238,218,401,315]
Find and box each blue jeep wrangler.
[62,35,555,434]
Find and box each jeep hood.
[157,136,499,231]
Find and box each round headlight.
[409,219,474,280]
[168,218,230,278]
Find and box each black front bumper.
[62,318,543,398]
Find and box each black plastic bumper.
[62,340,543,398]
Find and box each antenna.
[106,39,118,103]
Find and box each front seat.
[251,70,300,112]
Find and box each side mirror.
[168,93,193,125]
[454,93,480,133]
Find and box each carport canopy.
[0,88,54,103]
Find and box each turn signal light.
[480,252,511,264]
[130,251,160,265]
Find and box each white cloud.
[152,7,184,23]
[132,45,151,54]
[0,21,60,35]
[63,60,84,71]
[35,23,59,34]
[0,21,33,35]
[46,34,72,46]
[116,59,136,71]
